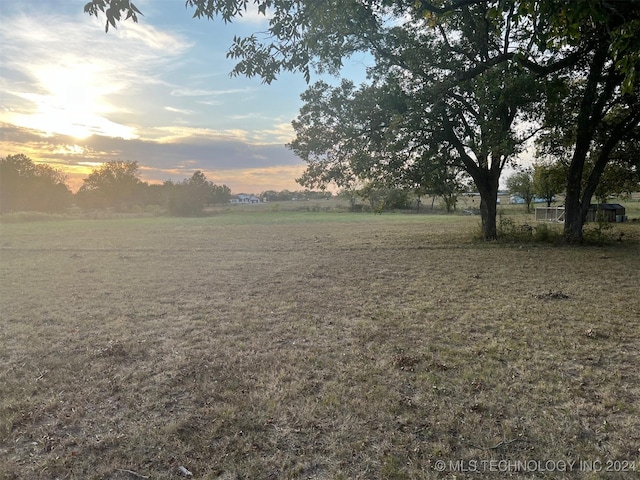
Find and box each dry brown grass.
[1,212,639,479]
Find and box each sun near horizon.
[2,62,138,141]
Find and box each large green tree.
[85,0,640,242]
[76,160,142,211]
[289,55,539,239]
[0,154,72,213]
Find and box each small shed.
[535,206,565,223]
[586,203,626,222]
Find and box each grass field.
[1,211,639,479]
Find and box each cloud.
[197,99,224,107]
[165,107,194,115]
[145,124,294,146]
[82,132,301,171]
[170,88,218,97]
[2,14,190,82]
[232,6,273,24]
[256,122,296,144]
[171,87,253,97]
[116,21,192,54]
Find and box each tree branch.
[516,48,588,77]
[415,0,488,15]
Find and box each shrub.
[532,223,563,243]
[497,214,518,240]
[584,212,615,246]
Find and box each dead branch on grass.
[532,290,570,300]
[115,468,149,479]
[469,437,531,451]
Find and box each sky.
[0,0,369,193]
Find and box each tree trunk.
[563,149,588,243]
[563,189,585,244]
[479,192,497,240]
[562,44,608,244]
[476,173,499,240]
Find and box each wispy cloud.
[148,125,252,144]
[233,6,273,24]
[171,87,253,97]
[197,99,224,107]
[170,88,218,97]
[254,122,297,144]
[165,106,194,115]
[116,21,192,54]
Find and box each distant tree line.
[1,156,232,216]
[262,185,432,212]
[260,189,332,202]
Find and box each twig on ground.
[116,469,150,479]
[35,367,47,381]
[469,438,530,450]
[532,290,570,300]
